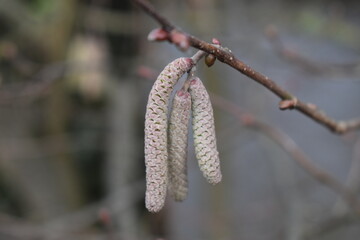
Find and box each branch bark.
[133,0,360,134]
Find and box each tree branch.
[133,0,360,134]
[210,93,360,216]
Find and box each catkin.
[189,77,222,185]
[168,89,191,201]
[144,57,194,212]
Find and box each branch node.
[335,121,347,134]
[306,103,318,110]
[279,98,298,110]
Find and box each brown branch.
[133,0,175,32]
[210,93,360,216]
[133,0,360,134]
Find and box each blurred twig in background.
[265,24,360,76]
[210,94,360,215]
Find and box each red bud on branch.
[279,98,298,110]
[147,28,169,41]
[212,38,221,45]
[169,30,190,51]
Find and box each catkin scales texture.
[144,57,193,212]
[168,90,191,201]
[189,78,222,184]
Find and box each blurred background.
[0,0,360,239]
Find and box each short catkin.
[144,57,194,212]
[168,89,191,201]
[189,77,222,185]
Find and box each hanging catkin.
[144,57,194,212]
[168,89,191,201]
[189,77,222,185]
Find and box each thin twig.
[133,0,175,32]
[210,93,360,216]
[0,62,67,105]
[133,0,360,134]
[333,136,360,215]
[0,181,144,239]
[302,214,359,240]
[182,50,207,91]
[265,25,360,75]
[191,50,207,64]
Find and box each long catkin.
[189,77,222,185]
[168,89,191,201]
[144,57,193,212]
